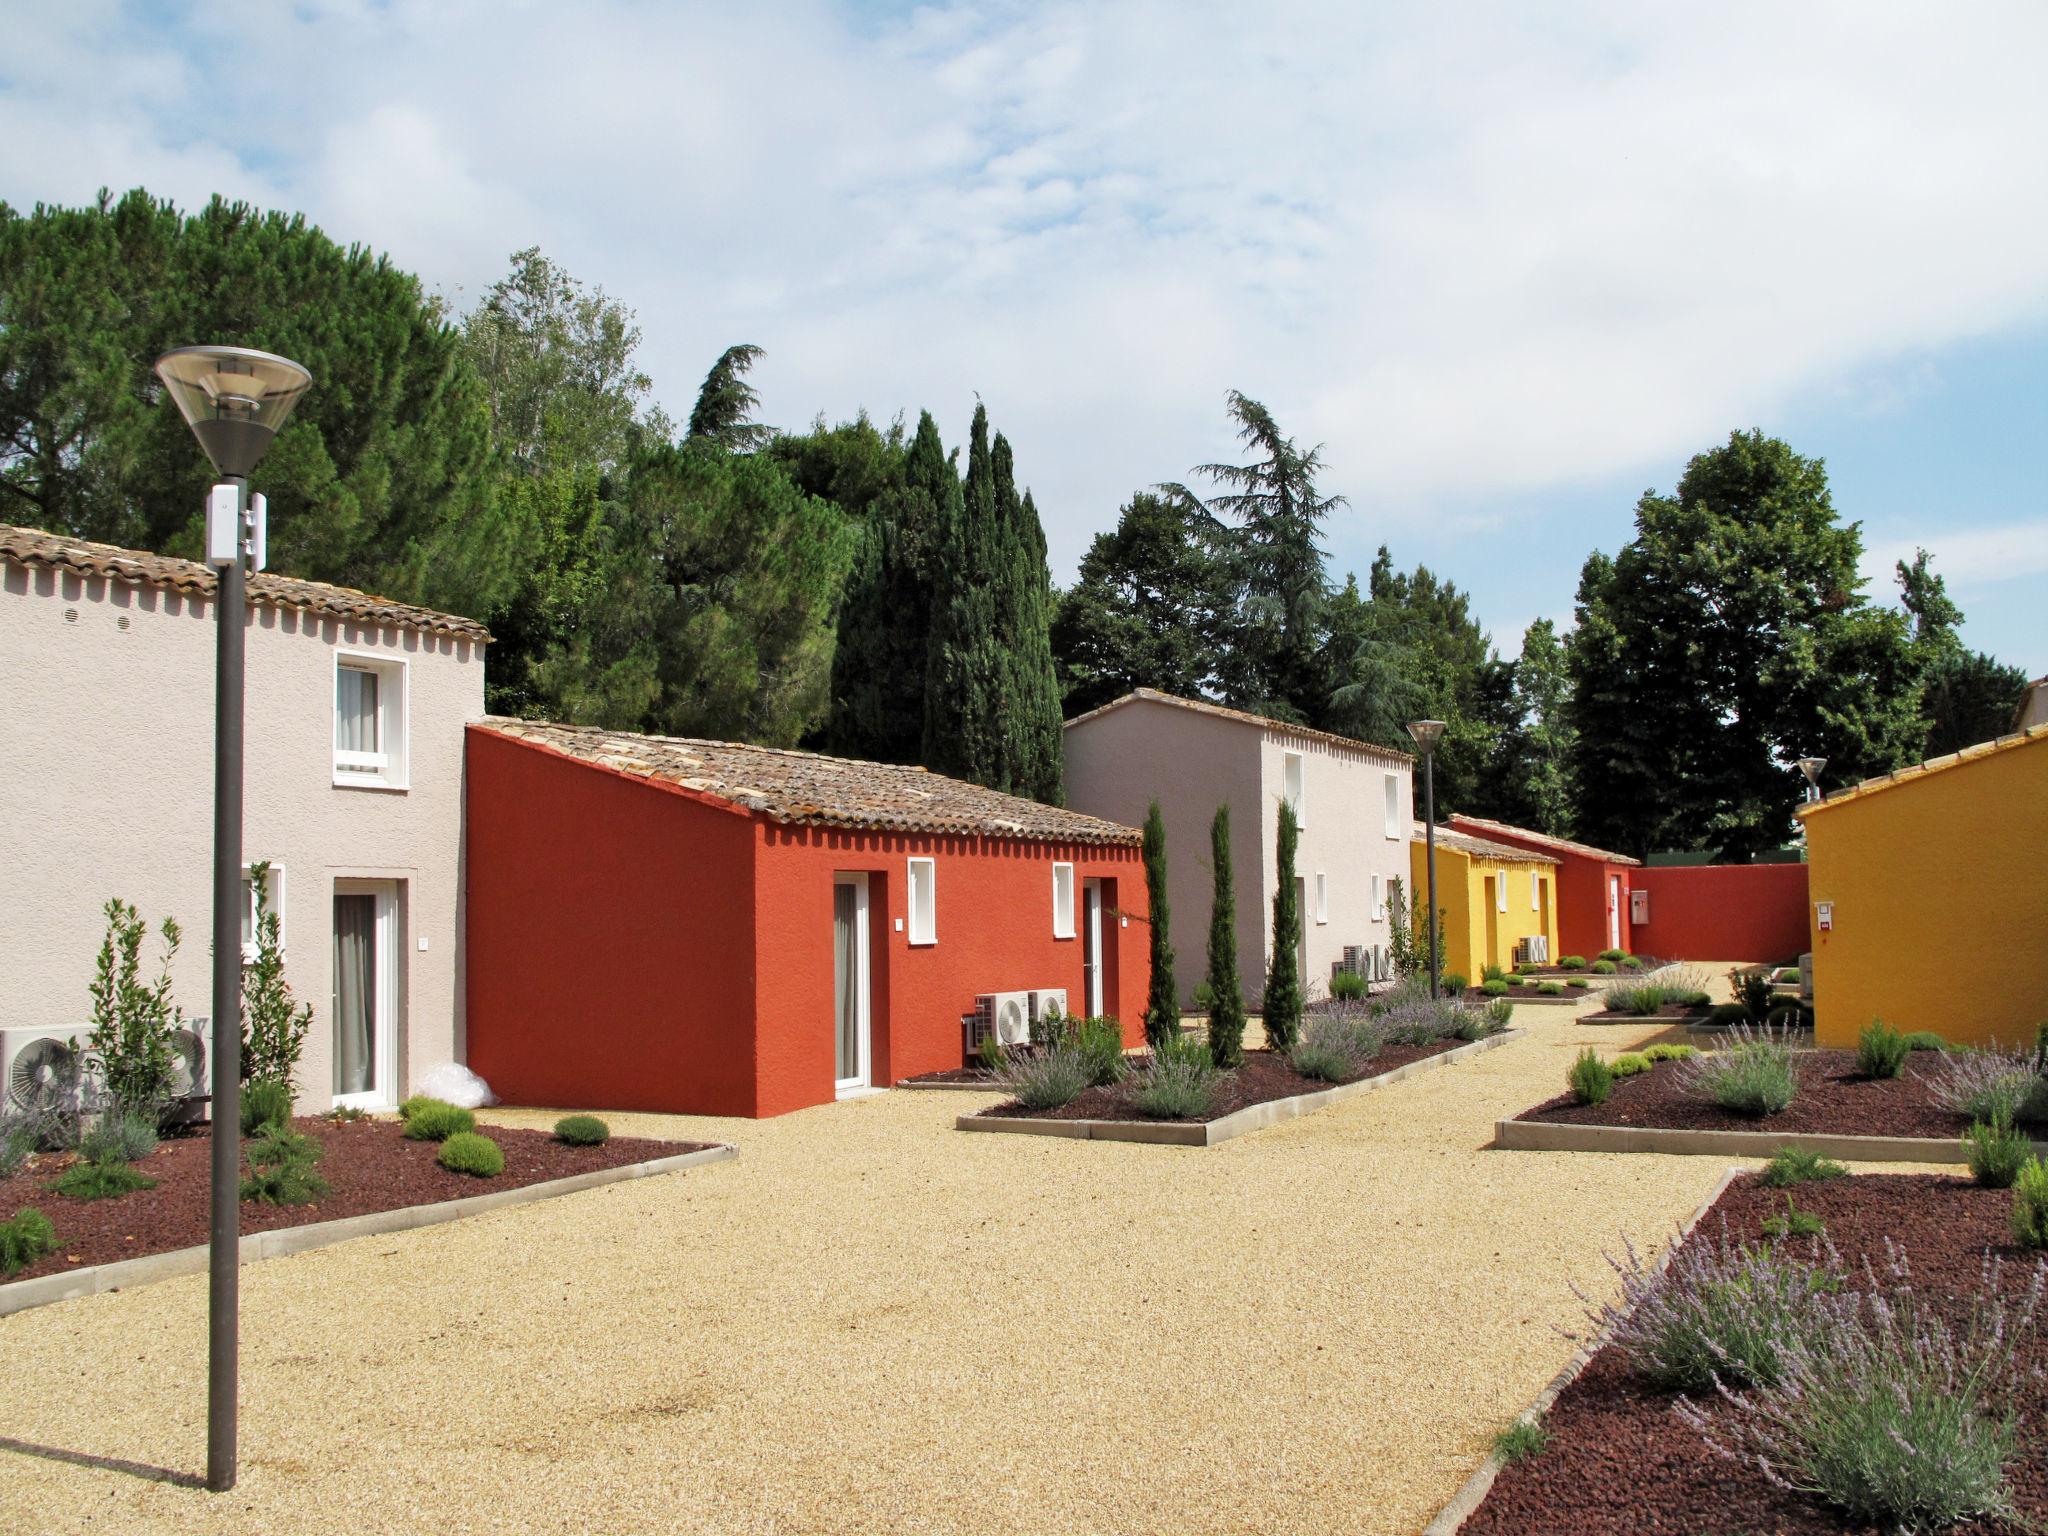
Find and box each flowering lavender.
[1928,1045,2037,1127]
[1678,1022,1799,1116]
[1288,1009,1386,1083]
[1577,1221,1841,1393]
[1679,1245,2045,1531]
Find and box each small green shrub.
[1855,1021,1910,1080]
[240,1126,327,1204]
[975,1032,1008,1075]
[1902,1031,1947,1053]
[1329,970,1367,1001]
[1966,1119,2031,1189]
[1073,1017,1129,1086]
[1132,1036,1216,1119]
[1537,980,1565,996]
[52,1158,157,1200]
[397,1094,439,1124]
[0,1208,59,1275]
[1609,1052,1651,1078]
[437,1131,504,1177]
[1643,1043,1699,1063]
[1762,1147,1848,1187]
[1681,1025,1798,1117]
[554,1115,610,1147]
[1481,962,1506,985]
[1559,955,1587,971]
[1605,981,1671,1016]
[1774,966,1801,983]
[1675,990,1712,1008]
[240,1078,294,1136]
[1439,972,1468,997]
[999,1046,1091,1111]
[79,1108,157,1164]
[2012,1159,2048,1248]
[0,1114,37,1179]
[1590,959,1617,975]
[1761,1195,1826,1240]
[326,1103,369,1123]
[1618,956,1646,972]
[1732,969,1777,1021]
[1567,977,1589,990]
[1480,978,1510,997]
[1568,1049,1614,1106]
[1493,1417,1549,1465]
[400,1099,475,1142]
[1598,948,1626,963]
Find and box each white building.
[1063,689,1416,1007]
[0,524,488,1112]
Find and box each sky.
[3,0,2044,674]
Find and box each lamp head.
[1797,756,1827,787]
[1405,719,1447,754]
[154,346,312,477]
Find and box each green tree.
[1480,619,1577,835]
[923,404,1005,784]
[241,861,312,1092]
[1263,801,1303,1052]
[1896,549,2028,755]
[999,474,1065,803]
[1205,805,1247,1068]
[1567,431,1923,859]
[0,188,503,619]
[685,344,773,452]
[1051,490,1230,715]
[767,410,906,524]
[1142,801,1179,1050]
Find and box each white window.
[1314,872,1329,925]
[1052,862,1076,939]
[1282,751,1306,828]
[1383,773,1401,839]
[907,857,936,945]
[1531,871,1542,911]
[1497,872,1509,912]
[240,863,284,963]
[1371,872,1386,922]
[333,652,408,790]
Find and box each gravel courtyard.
[3,999,1775,1535]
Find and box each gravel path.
[0,992,1871,1535]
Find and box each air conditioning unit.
[2,1026,89,1118]
[1514,936,1551,966]
[1028,989,1069,1027]
[165,1015,213,1123]
[979,991,1035,1048]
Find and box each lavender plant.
[1131,1037,1216,1119]
[998,1044,1090,1110]
[1681,1247,2043,1532]
[1928,1046,2036,1128]
[1679,1023,1799,1117]
[1579,1223,1841,1393]
[1289,1008,1385,1083]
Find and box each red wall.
[467,726,1151,1118]
[751,825,1148,1117]
[1630,864,1810,964]
[464,727,762,1116]
[1446,817,1634,960]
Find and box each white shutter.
[908,858,937,944]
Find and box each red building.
[465,720,1148,1117]
[1445,814,1640,960]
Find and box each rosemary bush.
[1680,1024,1798,1117]
[0,1208,58,1275]
[1761,1147,1847,1188]
[1568,1049,1613,1106]
[1072,1017,1129,1086]
[1855,1020,1910,1080]
[2012,1158,2048,1249]
[1966,1119,2031,1188]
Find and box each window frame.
[1051,862,1076,939]
[1497,872,1509,912]
[332,650,410,791]
[240,862,285,965]
[1314,871,1329,925]
[1371,872,1386,923]
[1382,773,1400,840]
[1531,871,1542,911]
[906,857,937,946]
[1282,751,1306,829]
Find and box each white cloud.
[3,0,2047,592]
[1862,518,2048,592]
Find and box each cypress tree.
[1206,805,1246,1068]
[1005,482,1066,804]
[1264,801,1303,1053]
[923,404,1006,787]
[1142,801,1178,1051]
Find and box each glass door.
[1082,880,1104,1017]
[333,880,399,1109]
[833,875,871,1094]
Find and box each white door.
[332,880,399,1110]
[1082,880,1105,1017]
[833,875,872,1095]
[1607,875,1622,951]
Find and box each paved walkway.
[2,999,1764,1534]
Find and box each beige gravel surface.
[0,989,1926,1536]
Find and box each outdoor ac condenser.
[1,1026,90,1118]
[979,991,1035,1048]
[165,1015,212,1123]
[1028,989,1069,1027]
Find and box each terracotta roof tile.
[0,523,492,643]
[1445,813,1640,866]
[1797,723,2048,817]
[1413,822,1558,864]
[1063,688,1414,766]
[478,718,1142,846]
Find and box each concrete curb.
[1421,1165,1748,1536]
[894,1078,1007,1093]
[0,1142,737,1319]
[1492,1118,1980,1163]
[959,1029,1525,1148]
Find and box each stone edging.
[1421,1165,1747,1536]
[1492,1118,1982,1164]
[0,1142,737,1319]
[957,1029,1525,1148]
[895,1078,1007,1093]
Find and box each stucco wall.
[1064,699,1262,1006]
[1631,864,1809,963]
[1803,733,2048,1049]
[1408,841,1558,982]
[1443,817,1634,961]
[0,561,481,1111]
[1257,733,1412,996]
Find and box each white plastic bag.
[414,1062,496,1109]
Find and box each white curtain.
[333,894,376,1095]
[336,668,379,754]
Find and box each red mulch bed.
[0,1117,710,1288]
[1516,1048,1962,1138]
[974,1040,1466,1123]
[1463,1172,2048,1534]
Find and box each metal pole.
[207,473,247,1493]
[1423,751,1439,1000]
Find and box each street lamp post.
[1406,720,1447,999]
[1797,757,1828,805]
[154,346,312,1494]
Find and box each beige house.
[0,525,488,1113]
[1063,689,1415,1007]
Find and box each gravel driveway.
[0,1000,1748,1535]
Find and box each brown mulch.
[1516,1048,1962,1138]
[1458,984,1591,1001]
[1462,1172,2048,1535]
[1580,1002,1717,1022]
[902,1066,1004,1086]
[976,1040,1465,1123]
[0,1117,709,1288]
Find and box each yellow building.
[1800,725,2048,1049]
[1408,824,1560,983]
